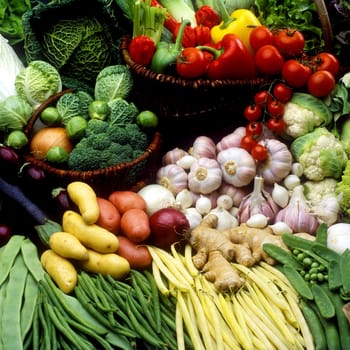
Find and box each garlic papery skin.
[269,221,293,235]
[238,176,280,224]
[207,207,238,230]
[313,196,340,226]
[184,207,202,231]
[216,127,246,152]
[188,157,222,194]
[257,138,293,185]
[274,185,319,235]
[156,164,188,195]
[246,214,268,228]
[283,174,301,190]
[190,135,217,159]
[162,147,188,165]
[272,183,289,208]
[195,195,212,215]
[217,147,256,187]
[175,189,194,210]
[176,155,197,170]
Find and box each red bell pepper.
[129,35,156,65]
[198,34,257,80]
[195,5,220,29]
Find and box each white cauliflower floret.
[291,128,348,181]
[303,178,338,204]
[283,102,323,138]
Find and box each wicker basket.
[121,0,334,122]
[23,90,162,196]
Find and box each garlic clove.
[272,183,289,208]
[269,221,293,235]
[246,214,269,228]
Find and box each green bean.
[20,272,40,341]
[105,332,135,350]
[31,302,40,350]
[23,328,33,350]
[0,235,25,286]
[42,291,58,350]
[37,295,51,350]
[340,249,350,295]
[1,253,28,350]
[21,238,46,282]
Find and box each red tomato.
[307,70,336,98]
[249,26,275,52]
[254,90,269,107]
[251,143,268,161]
[246,121,263,137]
[243,104,262,121]
[274,28,305,57]
[176,47,208,79]
[281,59,312,88]
[240,134,257,152]
[254,44,284,76]
[272,82,293,102]
[312,52,340,77]
[267,99,284,117]
[266,117,285,134]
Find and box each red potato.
[116,236,152,270]
[120,208,151,243]
[108,190,147,214]
[96,197,121,234]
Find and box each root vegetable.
[96,197,121,234]
[108,190,147,214]
[120,208,151,243]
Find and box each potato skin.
[67,181,99,224]
[41,249,77,294]
[116,236,152,270]
[96,197,121,234]
[78,249,130,279]
[62,210,119,253]
[49,231,88,260]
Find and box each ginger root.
[189,214,289,292]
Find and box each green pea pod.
[311,283,336,319]
[150,19,190,74]
[340,249,350,296]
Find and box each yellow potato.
[67,181,99,224]
[78,249,130,279]
[62,210,119,253]
[49,231,88,260]
[41,249,77,294]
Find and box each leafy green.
[15,60,62,108]
[22,0,127,87]
[253,0,324,53]
[108,98,139,125]
[94,65,133,102]
[0,95,33,132]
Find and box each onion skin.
[148,208,190,249]
[0,224,12,247]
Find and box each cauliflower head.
[303,178,338,205]
[291,127,348,181]
[282,92,332,138]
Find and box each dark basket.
[23,90,162,196]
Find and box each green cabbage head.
[15,60,62,108]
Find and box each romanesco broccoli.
[336,160,350,217]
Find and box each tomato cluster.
[250,26,340,98]
[241,81,294,161]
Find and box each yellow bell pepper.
[210,7,261,54]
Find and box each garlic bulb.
[176,155,197,170]
[218,183,251,207]
[184,207,202,230]
[257,138,293,185]
[313,196,340,226]
[188,157,222,194]
[156,164,188,195]
[190,136,217,159]
[216,127,246,152]
[238,176,279,224]
[162,147,188,165]
[195,195,212,215]
[208,207,238,230]
[217,147,256,187]
[274,185,319,235]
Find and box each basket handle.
[314,0,333,52]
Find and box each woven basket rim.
[23,90,162,178]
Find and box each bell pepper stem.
[196,45,222,60]
[216,0,234,29]
[173,19,191,52]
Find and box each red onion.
[149,208,190,249]
[0,224,12,246]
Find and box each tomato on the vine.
[240,134,257,152]
[273,28,305,57]
[267,99,284,117]
[251,143,268,161]
[254,90,269,108]
[176,47,208,79]
[307,70,336,98]
[254,44,284,76]
[243,104,262,121]
[249,26,275,52]
[281,59,312,88]
[312,52,340,77]
[246,121,263,137]
[272,82,293,102]
[266,117,285,134]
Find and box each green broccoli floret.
[85,119,109,136]
[107,98,139,125]
[336,160,350,217]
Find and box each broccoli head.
[85,119,109,136]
